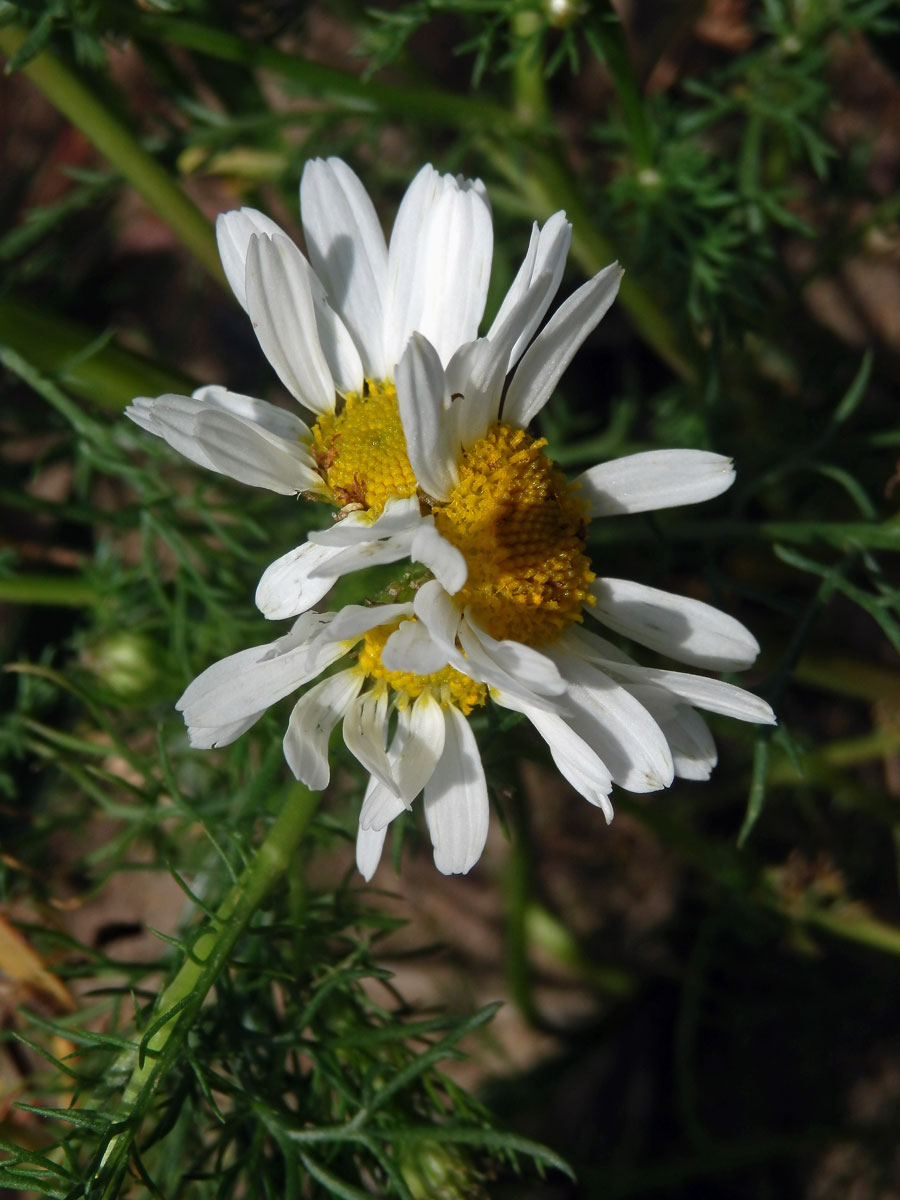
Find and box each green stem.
[0,574,98,607]
[504,788,541,1028]
[0,296,193,411]
[127,12,524,134]
[778,728,900,773]
[794,652,900,704]
[0,25,224,285]
[795,904,900,958]
[589,0,654,170]
[94,784,320,1195]
[511,10,548,124]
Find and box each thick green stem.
[94,784,320,1195]
[0,574,98,607]
[504,787,541,1028]
[0,25,224,285]
[0,296,193,411]
[791,904,900,958]
[511,10,548,124]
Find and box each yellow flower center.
[311,380,418,516]
[433,422,594,645]
[312,385,592,663]
[358,621,487,714]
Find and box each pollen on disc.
[359,620,487,714]
[433,422,594,646]
[312,381,418,516]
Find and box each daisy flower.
[128,158,775,878]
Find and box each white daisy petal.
[383,165,440,368]
[245,233,335,415]
[217,207,363,396]
[490,219,540,331]
[255,540,353,619]
[216,207,289,312]
[463,614,566,696]
[410,524,468,595]
[622,667,777,725]
[311,602,414,646]
[126,394,220,471]
[356,822,388,881]
[381,618,451,676]
[306,532,416,579]
[188,711,266,750]
[444,338,501,451]
[194,408,321,495]
[177,614,322,712]
[576,449,735,517]
[552,650,675,792]
[385,167,493,367]
[562,624,640,667]
[308,496,421,547]
[395,691,447,803]
[412,579,463,658]
[487,210,573,371]
[359,775,409,830]
[497,693,614,818]
[456,619,561,712]
[444,338,484,400]
[420,178,493,365]
[654,700,718,781]
[126,391,320,491]
[447,267,560,451]
[343,690,397,795]
[296,266,365,399]
[177,614,345,729]
[502,262,623,428]
[619,681,719,782]
[396,333,459,500]
[191,385,312,442]
[589,577,761,671]
[300,157,390,379]
[423,705,489,875]
[283,668,364,789]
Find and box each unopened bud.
[398,1142,488,1200]
[82,631,160,700]
[545,0,586,30]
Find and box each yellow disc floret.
[311,380,418,517]
[433,422,593,646]
[359,620,487,714]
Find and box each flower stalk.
[94,784,320,1195]
[0,24,224,285]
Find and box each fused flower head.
[128,158,775,878]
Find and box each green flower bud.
[397,1141,488,1200]
[81,631,160,700]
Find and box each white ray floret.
[127,156,775,881]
